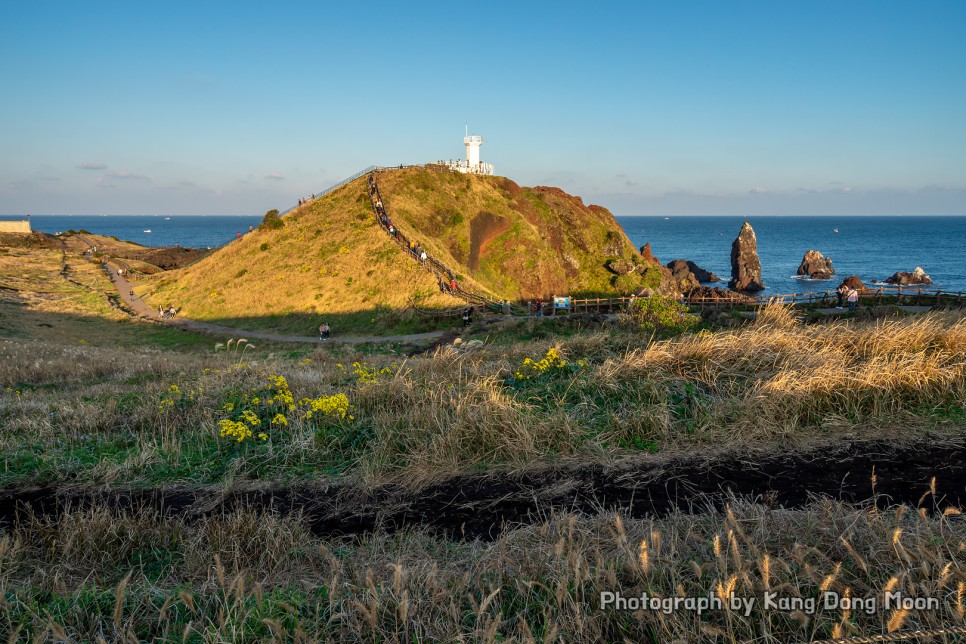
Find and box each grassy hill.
[144,167,653,334]
[376,167,650,297]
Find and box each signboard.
[554,297,570,310]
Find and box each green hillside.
[376,167,648,298]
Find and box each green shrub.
[613,273,643,295]
[259,209,284,230]
[640,266,663,290]
[623,295,699,336]
[260,243,270,252]
[235,269,248,279]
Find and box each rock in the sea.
[797,250,835,279]
[884,266,932,286]
[729,221,765,292]
[640,242,658,264]
[840,275,865,290]
[685,260,719,282]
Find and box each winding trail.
[104,266,449,345]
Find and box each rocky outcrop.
[686,285,753,302]
[685,260,719,283]
[605,258,637,276]
[729,221,764,292]
[664,260,699,293]
[840,276,866,291]
[884,267,932,286]
[797,250,835,279]
[640,242,658,264]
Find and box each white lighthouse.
[465,134,483,167]
[445,128,494,175]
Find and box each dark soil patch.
[2,438,964,541]
[468,211,510,271]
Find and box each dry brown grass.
[2,497,964,641]
[142,178,458,335]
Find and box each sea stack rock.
[729,221,765,292]
[640,242,658,264]
[797,250,835,279]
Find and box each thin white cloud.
[78,162,107,170]
[109,169,149,180]
[749,186,768,194]
[265,173,285,180]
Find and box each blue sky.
[1,1,964,215]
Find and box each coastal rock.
[884,267,932,286]
[685,260,719,282]
[840,276,865,291]
[666,259,700,293]
[728,221,765,292]
[640,242,658,264]
[686,285,752,302]
[797,250,835,279]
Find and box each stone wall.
[0,220,31,233]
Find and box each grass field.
[2,234,965,641]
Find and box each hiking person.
[319,323,330,340]
[420,250,428,263]
[450,278,457,293]
[158,304,164,318]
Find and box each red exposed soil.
[468,211,510,271]
[2,438,963,542]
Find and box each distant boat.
[664,217,670,220]
[164,217,171,220]
[143,229,152,233]
[833,228,839,233]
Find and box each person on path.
[847,287,859,310]
[835,283,848,309]
[450,279,457,293]
[158,304,164,319]
[319,323,330,340]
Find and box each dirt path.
[102,264,449,345]
[3,437,962,541]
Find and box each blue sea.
[616,215,966,296]
[20,214,263,250]
[10,214,966,296]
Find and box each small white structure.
[443,128,494,175]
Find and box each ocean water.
[10,214,965,297]
[616,215,966,296]
[21,215,262,250]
